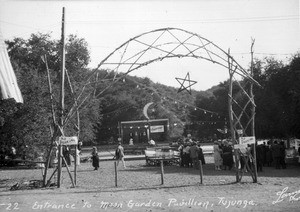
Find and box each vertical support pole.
[250,39,255,140]
[234,149,240,182]
[57,143,62,188]
[227,49,236,144]
[57,7,66,188]
[74,145,77,185]
[199,160,203,184]
[160,160,164,185]
[120,123,124,143]
[43,54,56,186]
[228,49,239,182]
[250,39,258,183]
[114,161,118,187]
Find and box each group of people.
[0,146,18,167]
[49,142,83,168]
[213,140,234,171]
[255,140,288,170]
[91,142,126,171]
[178,139,206,169]
[55,137,300,172]
[213,138,297,172]
[0,146,17,160]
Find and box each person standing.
[129,138,134,146]
[76,142,83,166]
[261,142,267,166]
[279,141,286,169]
[115,142,126,168]
[10,147,17,159]
[271,141,281,169]
[62,146,71,166]
[266,141,273,166]
[197,143,206,165]
[75,147,80,166]
[178,142,184,167]
[254,143,264,172]
[49,146,58,168]
[183,142,191,167]
[91,146,100,170]
[189,142,199,169]
[148,139,156,146]
[213,141,223,170]
[222,141,234,170]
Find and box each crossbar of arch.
[66,28,260,183]
[77,28,260,146]
[93,28,259,86]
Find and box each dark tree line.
[1,32,299,159]
[188,54,300,140]
[253,56,300,138]
[0,33,197,158]
[1,33,96,159]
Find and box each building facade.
[119,119,169,144]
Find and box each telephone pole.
[250,38,258,183]
[57,7,66,188]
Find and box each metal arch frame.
[94,28,258,83]
[54,27,261,184]
[69,28,259,145]
[41,26,261,188]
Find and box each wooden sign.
[150,125,164,133]
[59,136,78,145]
[239,136,255,145]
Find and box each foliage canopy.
[1,32,299,159]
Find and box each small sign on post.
[57,136,78,188]
[58,136,78,146]
[150,125,165,133]
[239,136,255,145]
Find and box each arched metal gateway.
[87,28,261,182]
[90,28,260,142]
[47,27,260,187]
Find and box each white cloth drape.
[0,30,23,103]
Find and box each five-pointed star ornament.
[175,72,197,95]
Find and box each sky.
[1,0,299,91]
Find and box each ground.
[0,156,299,212]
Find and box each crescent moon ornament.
[143,102,154,120]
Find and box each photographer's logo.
[273,187,300,204]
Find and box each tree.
[4,33,95,157]
[0,98,49,160]
[287,54,300,137]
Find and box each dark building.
[119,119,169,144]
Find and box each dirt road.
[0,157,299,212]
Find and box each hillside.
[93,71,219,144]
